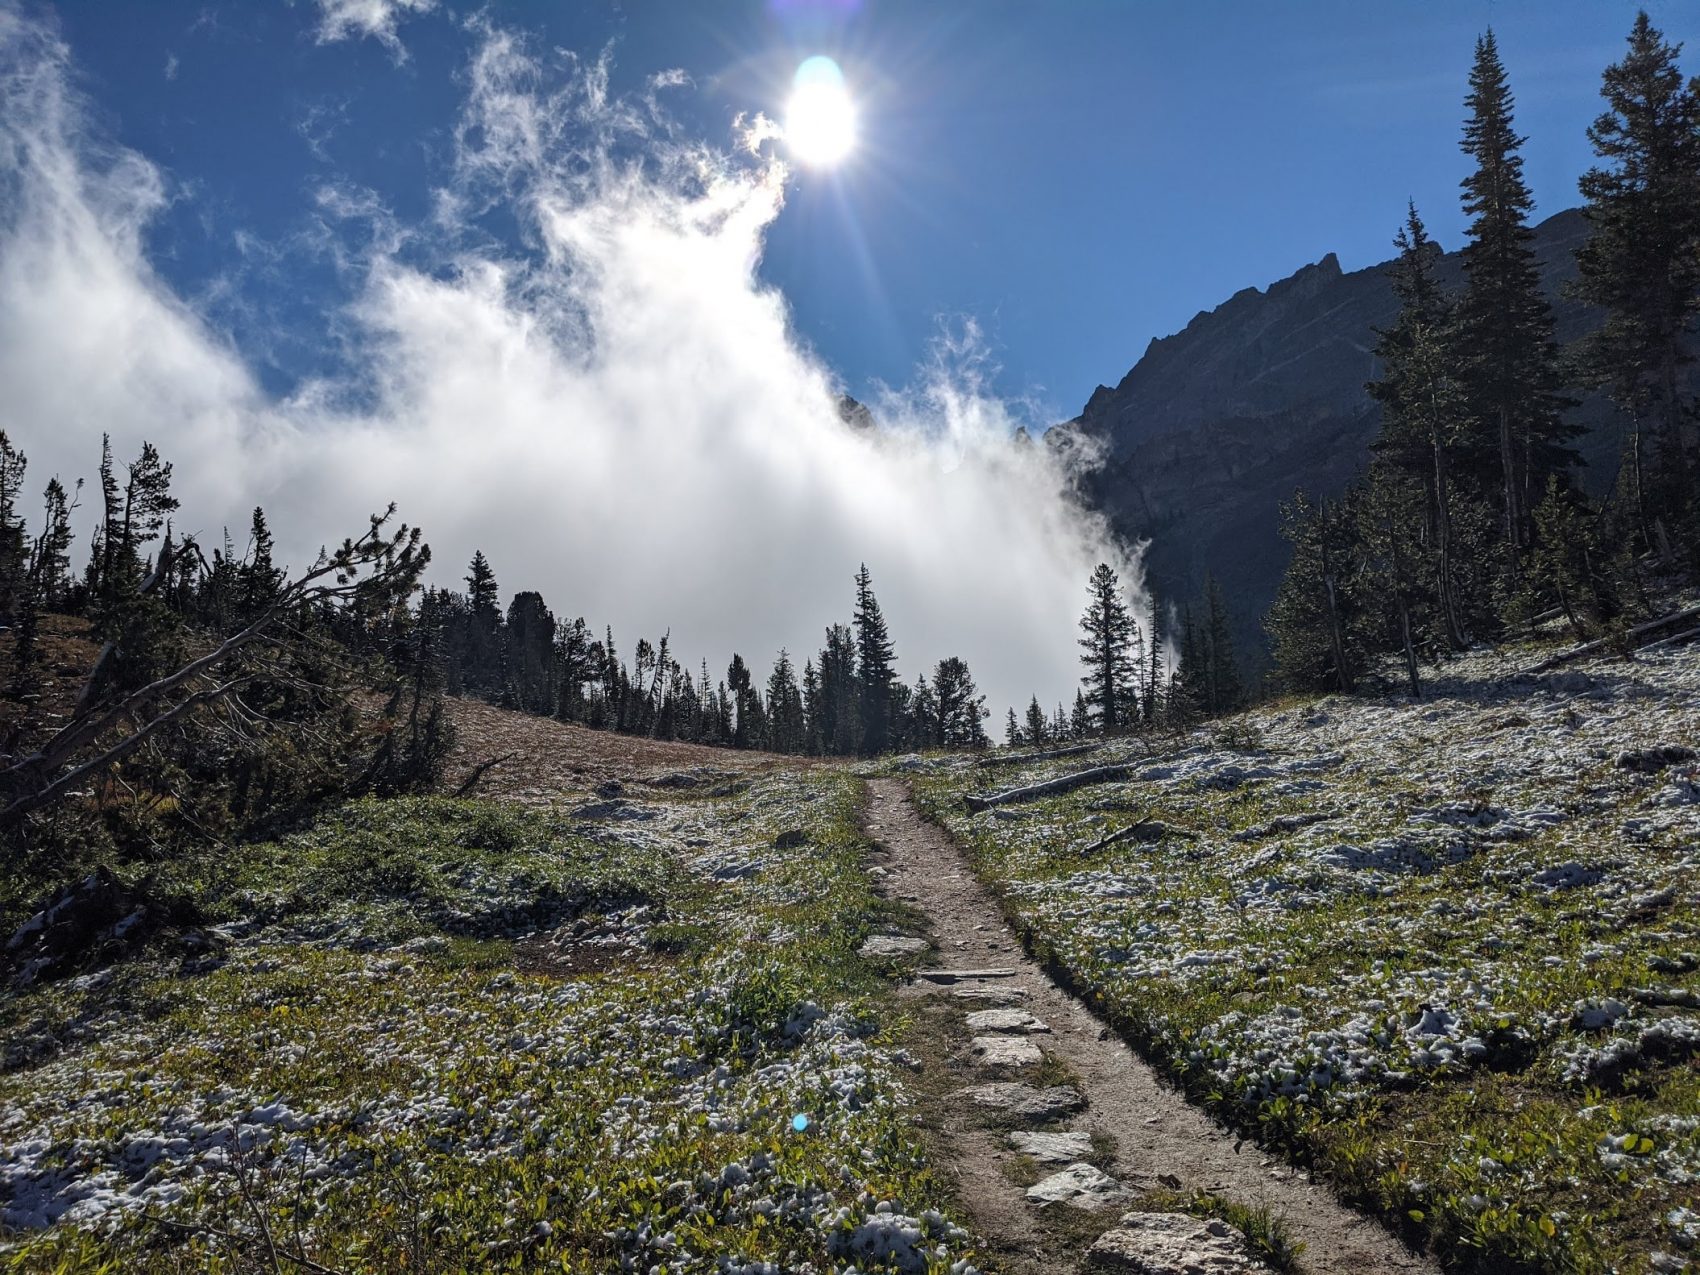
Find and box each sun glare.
[785,55,856,167]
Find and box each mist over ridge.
[0,7,1144,720]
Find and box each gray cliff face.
[1057,208,1611,668]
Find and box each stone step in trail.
[862,777,1440,1275]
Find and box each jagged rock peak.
[836,394,875,431]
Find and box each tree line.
[1001,562,1243,750]
[427,554,994,756]
[1269,15,1700,695]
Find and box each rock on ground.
[1007,1129,1094,1163]
[954,1082,1084,1121]
[1086,1212,1275,1273]
[858,935,929,959]
[969,1034,1044,1067]
[964,1008,1049,1033]
[1026,1162,1133,1211]
[950,986,1028,1004]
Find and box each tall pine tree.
[1077,563,1139,735]
[1574,11,1700,558]
[1455,31,1577,580]
[852,564,896,756]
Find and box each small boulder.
[1026,1162,1132,1211]
[1617,745,1697,773]
[6,868,166,987]
[1085,1211,1273,1272]
[774,828,810,850]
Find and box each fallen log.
[1636,625,1700,655]
[1078,812,1166,856]
[975,742,1102,769]
[964,762,1142,813]
[1517,605,1700,677]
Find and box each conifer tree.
[1526,476,1621,640]
[852,564,896,756]
[1172,602,1204,721]
[906,673,938,750]
[554,617,593,721]
[119,442,179,567]
[1202,576,1244,712]
[1355,464,1432,695]
[1071,690,1090,738]
[1005,706,1020,746]
[932,656,989,748]
[1077,562,1139,734]
[0,433,27,625]
[1024,695,1048,747]
[91,434,119,605]
[818,623,859,756]
[505,592,557,714]
[1455,31,1578,576]
[237,507,283,621]
[460,551,503,698]
[1367,206,1486,650]
[466,552,500,626]
[765,649,807,754]
[801,658,823,753]
[1268,493,1362,693]
[1574,11,1700,556]
[28,477,76,610]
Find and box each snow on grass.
[912,645,1700,1275]
[1,773,979,1273]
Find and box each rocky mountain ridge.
[1053,208,1611,667]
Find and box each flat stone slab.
[1086,1212,1273,1272]
[970,1034,1044,1067]
[1026,1162,1133,1212]
[950,986,1028,1005]
[955,1083,1084,1121]
[1007,1129,1095,1163]
[965,1008,1050,1034]
[858,935,929,959]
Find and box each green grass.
[1,774,979,1273]
[908,688,1700,1275]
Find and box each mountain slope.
[1054,208,1609,668]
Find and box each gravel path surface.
[864,777,1440,1275]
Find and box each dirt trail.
[863,778,1439,1275]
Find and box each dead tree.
[0,508,428,823]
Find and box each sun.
[785,55,856,167]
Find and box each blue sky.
[5,0,1699,713]
[41,0,1700,419]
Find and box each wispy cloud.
[0,9,1144,716]
[313,0,434,58]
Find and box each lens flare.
[785,55,856,167]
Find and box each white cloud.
[0,10,1146,718]
[313,0,434,56]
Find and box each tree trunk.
[1432,435,1465,650]
[1499,400,1522,580]
[1399,597,1420,698]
